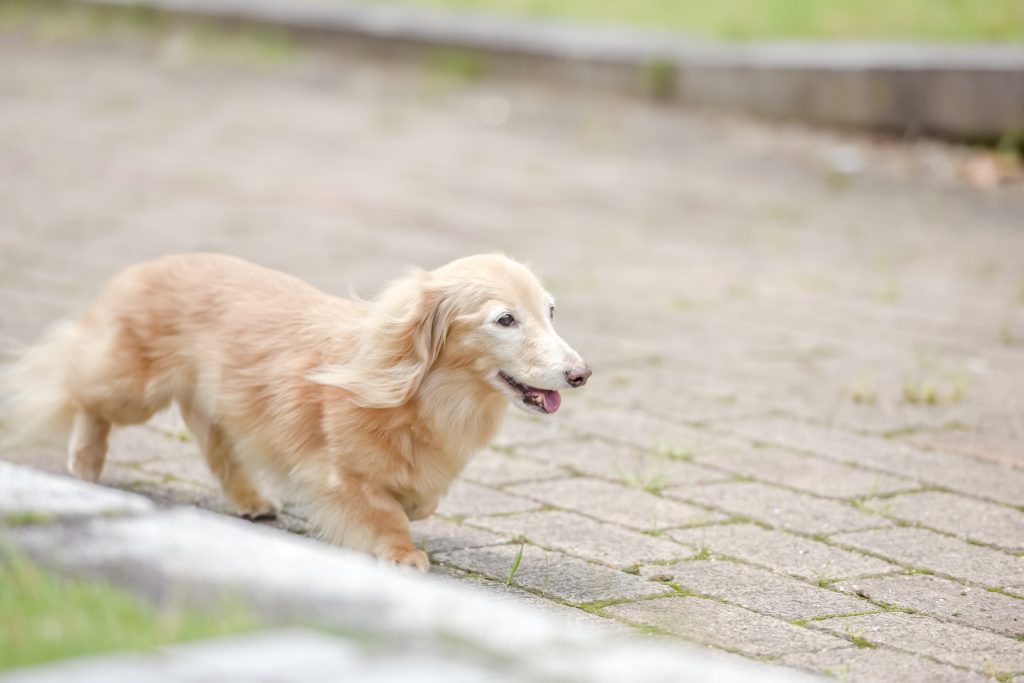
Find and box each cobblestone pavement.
[2,17,1024,683]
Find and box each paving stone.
[434,480,541,518]
[435,543,672,604]
[833,527,1024,588]
[810,612,1024,676]
[0,460,152,520]
[438,571,640,636]
[492,413,577,448]
[605,596,845,657]
[411,516,511,555]
[562,409,745,454]
[668,524,898,581]
[834,573,1024,639]
[467,510,691,568]
[459,449,567,487]
[693,445,917,499]
[715,416,1024,507]
[640,559,875,620]
[106,425,203,466]
[665,481,889,535]
[104,427,216,488]
[505,478,725,531]
[903,429,1024,469]
[591,383,765,426]
[868,491,1024,551]
[518,439,730,488]
[778,647,992,683]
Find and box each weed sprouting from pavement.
[876,280,901,303]
[847,375,878,404]
[653,443,694,462]
[618,466,666,495]
[1000,320,1015,346]
[847,631,875,649]
[505,543,525,585]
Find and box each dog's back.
[4,253,357,458]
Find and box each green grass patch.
[358,0,1024,43]
[0,554,256,671]
[2,512,55,527]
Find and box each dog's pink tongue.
[541,389,561,413]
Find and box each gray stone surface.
[903,429,1024,469]
[518,439,732,488]
[779,647,992,683]
[668,524,899,581]
[606,596,846,657]
[505,478,725,531]
[665,481,889,535]
[0,460,153,519]
[833,527,1024,588]
[641,560,876,621]
[560,409,746,453]
[834,573,1024,639]
[867,491,1024,551]
[437,571,639,635]
[435,543,672,604]
[810,612,1024,676]
[467,510,691,568]
[693,446,917,499]
[434,480,541,518]
[459,449,568,487]
[411,516,511,555]
[716,417,1024,508]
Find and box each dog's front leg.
[309,475,429,571]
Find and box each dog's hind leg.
[179,402,277,520]
[67,411,111,482]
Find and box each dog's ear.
[309,271,456,408]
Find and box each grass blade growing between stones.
[506,543,525,585]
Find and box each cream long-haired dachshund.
[6,253,590,570]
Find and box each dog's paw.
[234,497,279,522]
[379,546,430,571]
[67,459,102,483]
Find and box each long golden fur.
[5,253,590,569]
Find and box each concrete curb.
[79,0,1024,139]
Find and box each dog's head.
[313,254,589,414]
[433,254,590,415]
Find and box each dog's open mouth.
[499,371,561,414]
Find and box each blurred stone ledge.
[79,0,1024,139]
[0,461,806,682]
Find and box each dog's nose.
[565,364,592,388]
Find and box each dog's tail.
[1,320,80,448]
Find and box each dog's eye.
[549,305,555,320]
[496,313,515,327]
